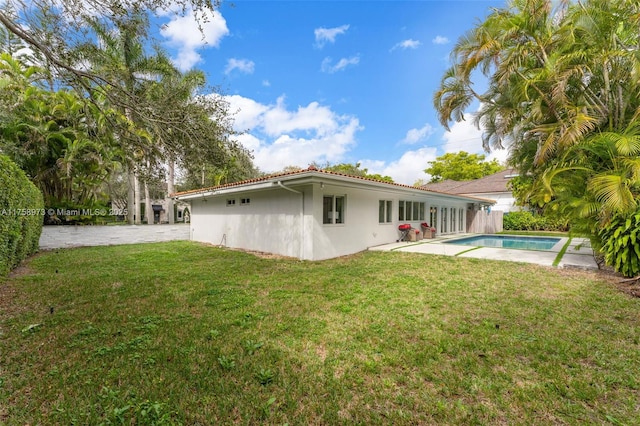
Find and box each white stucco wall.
[185,179,477,260]
[309,183,400,260]
[190,187,307,258]
[471,192,519,212]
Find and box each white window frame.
[379,200,392,224]
[399,200,425,221]
[323,195,345,225]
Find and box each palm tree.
[0,55,118,206]
[80,14,178,224]
[434,0,640,202]
[434,0,640,273]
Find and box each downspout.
[277,181,305,259]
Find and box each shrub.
[503,210,568,232]
[0,154,44,277]
[598,210,640,278]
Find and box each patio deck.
[369,234,598,270]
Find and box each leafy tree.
[177,154,261,191]
[323,162,394,183]
[0,3,28,58]
[1,1,243,224]
[0,0,221,124]
[424,151,503,183]
[0,54,119,208]
[433,0,640,274]
[75,13,241,223]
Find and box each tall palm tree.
[80,14,178,224]
[434,0,640,202]
[434,0,640,273]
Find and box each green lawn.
[1,241,639,425]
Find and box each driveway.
[369,234,598,270]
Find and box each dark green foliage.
[0,154,44,276]
[599,210,640,278]
[323,162,394,183]
[503,211,568,232]
[425,151,503,183]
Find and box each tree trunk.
[167,158,175,224]
[134,173,141,225]
[127,164,135,225]
[145,181,153,224]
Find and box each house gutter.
[277,181,305,259]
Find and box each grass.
[1,241,639,425]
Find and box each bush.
[0,154,44,277]
[503,210,568,232]
[598,210,640,278]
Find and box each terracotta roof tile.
[172,166,494,202]
[422,169,517,195]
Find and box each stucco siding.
[311,184,412,260]
[471,192,519,212]
[178,169,492,260]
[190,188,304,258]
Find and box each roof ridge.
[171,166,495,201]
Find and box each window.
[441,207,448,233]
[226,199,236,206]
[429,206,438,230]
[451,208,457,233]
[399,201,425,221]
[240,198,251,205]
[379,200,392,223]
[323,195,345,224]
[459,208,465,232]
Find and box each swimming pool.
[445,235,562,251]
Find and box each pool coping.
[369,233,598,270]
[442,234,567,253]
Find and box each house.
[172,166,495,260]
[421,169,520,212]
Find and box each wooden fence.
[467,210,503,234]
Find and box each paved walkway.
[39,224,190,250]
[369,234,598,270]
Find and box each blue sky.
[157,0,508,184]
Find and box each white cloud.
[432,35,449,45]
[224,94,363,172]
[442,117,484,153]
[360,147,439,186]
[161,8,229,71]
[314,24,350,48]
[321,55,360,74]
[224,58,255,75]
[401,123,435,145]
[390,39,421,52]
[262,80,271,87]
[441,113,509,164]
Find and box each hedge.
[503,210,569,232]
[0,154,44,277]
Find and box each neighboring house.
[422,169,520,212]
[111,198,190,224]
[141,199,190,224]
[173,166,495,261]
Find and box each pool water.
[445,235,561,251]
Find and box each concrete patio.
[369,234,599,270]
